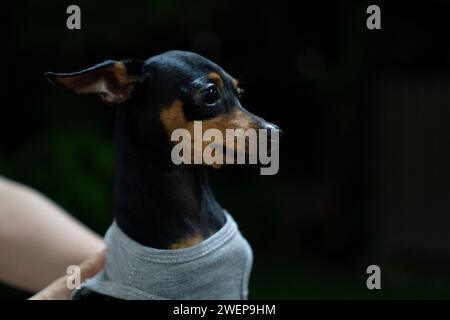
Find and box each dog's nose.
[262,122,283,137]
[259,122,281,156]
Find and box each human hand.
[29,250,105,300]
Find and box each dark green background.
[3,1,450,299]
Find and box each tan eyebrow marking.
[208,72,224,88]
[231,78,239,90]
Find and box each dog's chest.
[78,212,253,300]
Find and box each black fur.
[46,51,279,300]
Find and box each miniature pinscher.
[45,51,281,300]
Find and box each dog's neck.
[112,108,225,249]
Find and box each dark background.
[2,0,450,299]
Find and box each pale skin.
[0,176,105,299]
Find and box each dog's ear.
[45,59,145,104]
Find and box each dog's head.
[46,50,281,166]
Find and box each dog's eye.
[201,85,219,106]
[237,88,245,99]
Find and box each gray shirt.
[79,211,253,300]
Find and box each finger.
[29,277,68,300]
[79,250,106,282]
[29,250,106,300]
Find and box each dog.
[45,51,281,300]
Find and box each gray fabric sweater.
[80,211,253,300]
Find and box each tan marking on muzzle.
[160,100,257,136]
[160,99,258,165]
